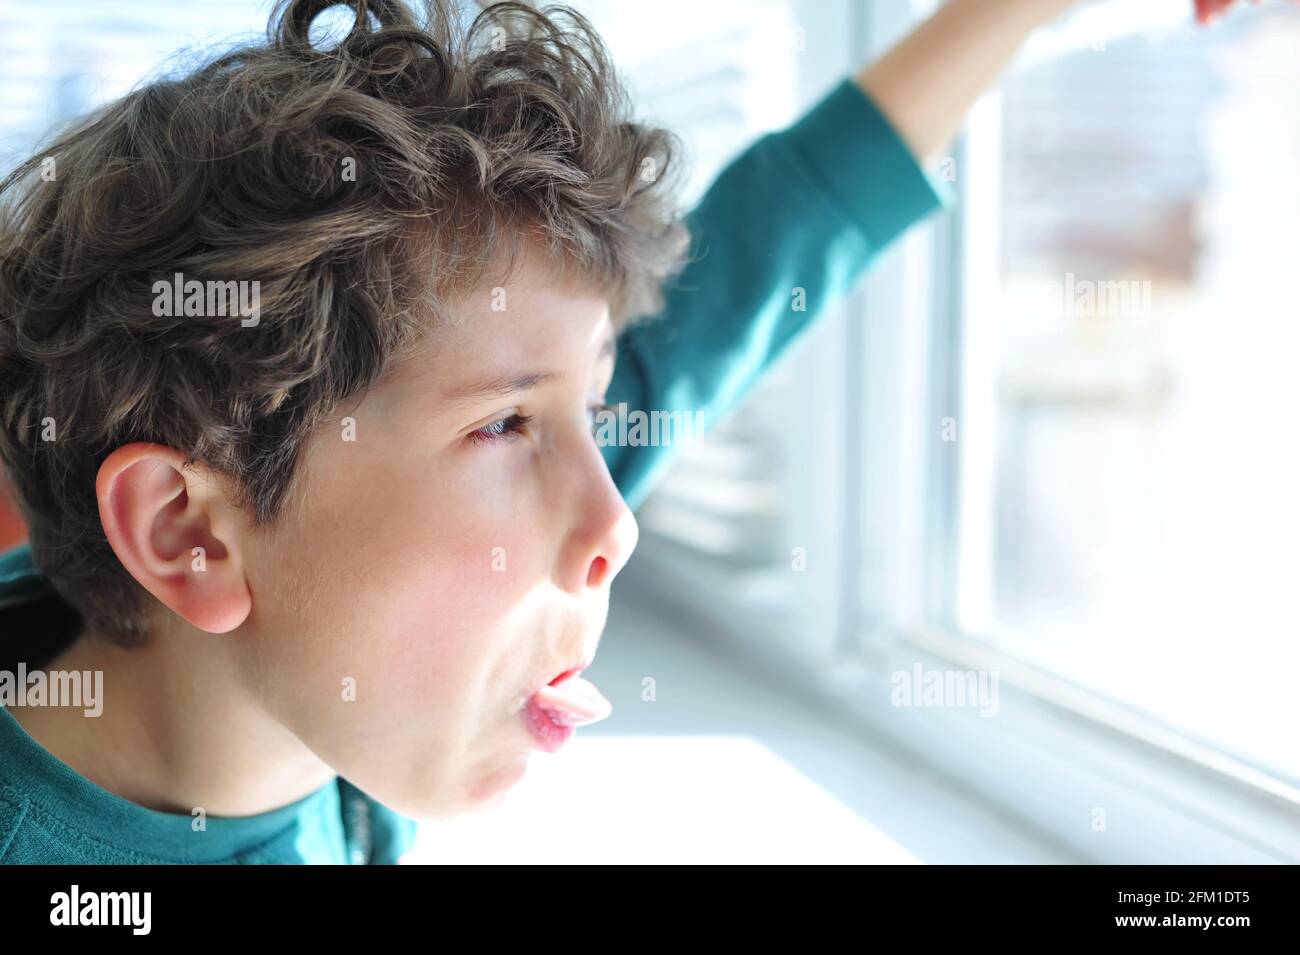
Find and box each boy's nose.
[557,445,639,595]
[584,505,638,590]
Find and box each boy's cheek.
[348,521,544,663]
[248,436,550,672]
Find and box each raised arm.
[859,0,1300,167]
[855,0,1080,167]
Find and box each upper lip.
[548,663,588,686]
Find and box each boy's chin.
[461,757,531,812]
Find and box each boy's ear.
[95,443,252,634]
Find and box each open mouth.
[522,664,612,753]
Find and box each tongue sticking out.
[530,674,612,727]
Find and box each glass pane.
[970,8,1300,781]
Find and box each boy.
[0,0,1239,863]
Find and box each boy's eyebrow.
[442,330,618,406]
[441,370,559,406]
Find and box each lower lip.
[523,698,577,753]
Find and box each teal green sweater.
[0,77,949,864]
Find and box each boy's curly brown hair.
[0,0,691,647]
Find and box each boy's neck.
[7,629,337,817]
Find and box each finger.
[1194,0,1238,25]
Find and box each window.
[0,1,276,172]
[939,0,1300,785]
[617,0,1300,861]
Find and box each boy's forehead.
[392,260,614,400]
[438,244,613,352]
[441,278,612,356]
[377,233,617,396]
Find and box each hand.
[1193,0,1297,25]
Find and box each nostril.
[586,555,607,588]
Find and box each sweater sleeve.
[602,77,955,510]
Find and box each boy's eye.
[468,412,533,446]
[467,402,611,448]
